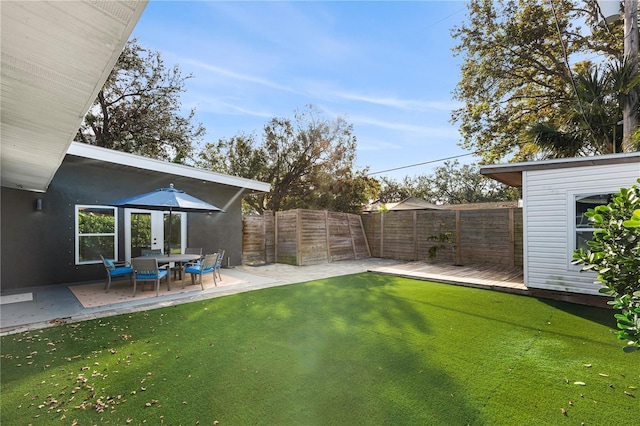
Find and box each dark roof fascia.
[480,152,640,187]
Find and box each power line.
[366,152,477,176]
[547,0,600,147]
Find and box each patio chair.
[174,247,203,280]
[214,249,225,281]
[131,257,168,297]
[100,255,133,292]
[184,253,219,290]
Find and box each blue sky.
[131,1,472,180]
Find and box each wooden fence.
[361,208,523,268]
[243,208,522,268]
[242,210,371,266]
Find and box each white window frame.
[75,205,118,265]
[568,191,614,270]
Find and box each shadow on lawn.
[0,273,485,424]
[166,272,483,424]
[535,297,616,329]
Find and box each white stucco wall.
[523,162,640,294]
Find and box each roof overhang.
[480,152,640,187]
[1,0,148,193]
[66,142,271,194]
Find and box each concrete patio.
[0,259,526,336]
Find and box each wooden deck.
[370,261,527,295]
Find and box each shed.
[481,153,640,302]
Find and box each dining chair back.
[214,249,225,281]
[184,252,219,290]
[100,254,133,292]
[141,249,163,256]
[175,247,203,279]
[131,257,168,297]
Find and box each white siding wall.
[524,163,640,294]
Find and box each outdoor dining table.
[133,253,203,291]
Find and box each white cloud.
[180,58,296,94]
[351,114,459,139]
[333,91,461,112]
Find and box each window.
[574,193,614,251]
[76,205,117,264]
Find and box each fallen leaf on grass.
[573,382,586,386]
[144,399,159,407]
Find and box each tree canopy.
[75,39,205,162]
[377,160,520,205]
[451,0,639,163]
[198,105,378,214]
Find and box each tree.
[450,0,636,163]
[198,105,377,214]
[75,39,205,162]
[572,179,640,352]
[377,176,418,203]
[378,161,520,205]
[430,161,520,204]
[527,62,624,157]
[198,132,268,181]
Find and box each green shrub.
[572,178,640,353]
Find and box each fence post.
[325,210,332,262]
[262,214,267,263]
[296,209,302,266]
[359,215,372,258]
[274,211,279,264]
[380,213,384,258]
[347,213,357,259]
[508,208,515,268]
[413,211,418,260]
[455,210,462,265]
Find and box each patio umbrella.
[107,183,224,255]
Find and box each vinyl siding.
[524,162,640,295]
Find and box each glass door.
[164,212,183,255]
[125,209,186,261]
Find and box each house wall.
[523,162,640,295]
[1,155,246,290]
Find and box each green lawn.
[1,273,638,425]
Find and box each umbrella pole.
[167,209,172,256]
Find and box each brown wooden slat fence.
[362,208,523,268]
[242,210,371,265]
[243,208,522,268]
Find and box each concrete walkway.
[0,258,525,336]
